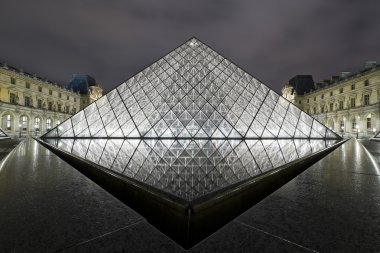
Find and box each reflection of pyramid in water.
[43,38,340,140]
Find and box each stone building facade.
[0,63,102,138]
[282,62,380,138]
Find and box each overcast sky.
[1,0,379,93]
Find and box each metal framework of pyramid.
[43,38,340,140]
[0,128,9,139]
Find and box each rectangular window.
[351,84,355,90]
[298,100,301,104]
[49,90,52,95]
[330,103,333,111]
[10,77,15,84]
[38,86,42,92]
[38,99,42,109]
[22,116,28,130]
[307,98,309,103]
[350,98,356,108]
[73,107,76,113]
[321,94,324,99]
[321,107,324,113]
[364,80,369,86]
[364,94,370,106]
[339,88,343,93]
[66,106,69,113]
[313,107,316,114]
[10,93,16,104]
[26,82,30,89]
[7,115,11,130]
[58,104,61,112]
[48,102,52,111]
[24,96,30,107]
[313,97,316,101]
[339,101,344,110]
[367,117,371,129]
[330,91,333,96]
[74,98,76,102]
[59,93,61,98]
[67,95,69,100]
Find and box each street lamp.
[19,123,22,138]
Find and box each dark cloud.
[0,0,379,93]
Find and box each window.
[37,99,42,109]
[56,120,61,126]
[367,116,371,129]
[313,97,316,101]
[350,98,355,108]
[330,91,333,96]
[298,100,301,104]
[49,90,52,95]
[58,104,61,112]
[352,118,357,131]
[48,102,52,111]
[46,119,52,130]
[35,118,40,130]
[10,77,15,84]
[340,121,344,131]
[21,116,28,130]
[73,107,76,113]
[25,82,30,89]
[10,93,16,104]
[38,86,42,92]
[58,93,61,98]
[330,103,333,111]
[321,94,324,99]
[306,98,309,103]
[74,98,77,102]
[313,107,316,114]
[351,84,355,90]
[321,106,324,113]
[24,96,30,107]
[364,80,369,86]
[339,88,343,93]
[66,106,69,113]
[67,95,69,100]
[6,114,11,130]
[339,101,344,110]
[364,94,370,106]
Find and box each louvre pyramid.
[0,128,9,139]
[43,38,340,140]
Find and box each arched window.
[21,116,28,130]
[56,120,61,126]
[35,118,40,130]
[6,114,11,130]
[352,118,357,131]
[46,119,52,130]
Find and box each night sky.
[1,0,379,93]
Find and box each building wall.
[282,67,380,137]
[0,65,82,138]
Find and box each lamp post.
[18,123,22,138]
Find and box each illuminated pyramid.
[0,128,9,139]
[40,37,342,249]
[43,38,339,140]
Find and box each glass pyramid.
[0,128,9,139]
[40,37,342,249]
[42,38,340,140]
